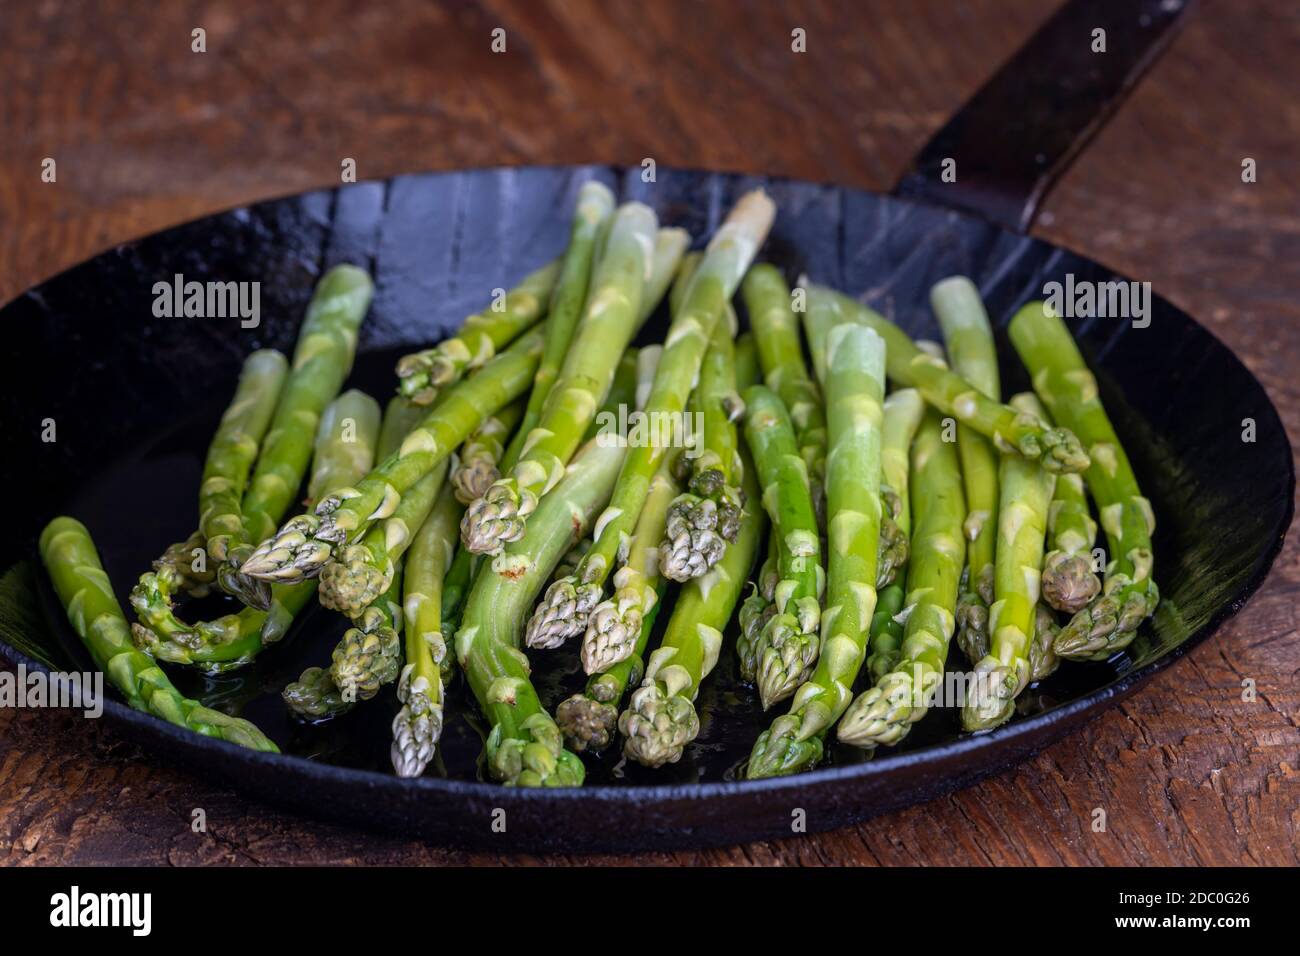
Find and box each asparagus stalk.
[580,454,678,673]
[451,398,524,505]
[130,390,381,672]
[306,390,384,508]
[497,183,616,472]
[236,265,372,548]
[392,483,464,776]
[129,350,290,648]
[375,396,428,464]
[1040,471,1102,614]
[240,326,544,583]
[395,259,559,405]
[524,190,776,648]
[521,346,661,649]
[1008,302,1158,659]
[742,384,825,709]
[931,277,1002,665]
[961,393,1056,732]
[461,202,658,555]
[318,458,450,617]
[659,313,746,582]
[747,324,886,777]
[621,446,766,767]
[198,350,290,560]
[802,282,1090,474]
[838,406,967,748]
[558,457,678,749]
[40,518,277,751]
[742,265,828,514]
[733,331,759,392]
[458,437,629,786]
[865,388,925,680]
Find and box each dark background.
[1,0,1296,865]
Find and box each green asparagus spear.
[458,437,629,786]
[40,518,277,751]
[199,349,289,560]
[451,399,525,506]
[306,390,384,508]
[802,283,1090,474]
[497,183,616,471]
[375,396,428,463]
[240,326,544,584]
[580,454,678,673]
[558,457,678,750]
[131,390,381,672]
[238,265,372,546]
[524,190,776,648]
[747,324,886,777]
[1008,302,1158,659]
[838,407,967,747]
[461,202,658,555]
[659,313,746,582]
[742,384,825,709]
[733,332,759,392]
[392,482,464,776]
[129,350,289,651]
[931,277,1002,665]
[621,447,765,767]
[961,393,1056,732]
[284,558,406,719]
[1041,472,1102,614]
[317,458,450,617]
[742,265,828,515]
[395,259,559,405]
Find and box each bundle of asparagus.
[41,184,1156,786]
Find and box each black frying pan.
[1,0,1291,852]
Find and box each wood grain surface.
[2,0,1297,866]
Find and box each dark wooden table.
[2,0,1297,866]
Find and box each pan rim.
[2,162,1293,814]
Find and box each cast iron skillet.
[0,0,1291,851]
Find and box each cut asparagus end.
[619,684,699,768]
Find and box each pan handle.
[893,0,1195,233]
